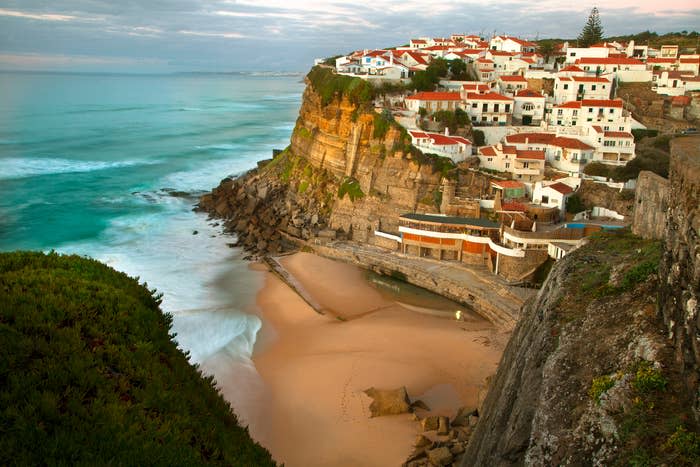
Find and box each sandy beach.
[245,252,507,467]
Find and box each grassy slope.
[0,251,275,466]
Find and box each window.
[592,85,597,90]
[573,110,578,116]
[472,103,477,108]
[471,116,476,121]
[482,116,487,122]
[604,126,609,130]
[609,108,614,114]
[523,162,530,168]
[557,120,562,125]
[542,195,549,203]
[482,103,488,112]
[505,162,510,169]
[557,109,563,116]
[487,157,493,162]
[505,104,510,112]
[523,104,534,111]
[589,108,593,112]
[587,118,592,122]
[572,121,577,125]
[570,52,576,57]
[493,116,498,121]
[494,103,500,112]
[563,84,569,90]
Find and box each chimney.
[525,137,529,144]
[445,127,450,136]
[497,143,503,150]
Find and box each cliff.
[0,251,275,466]
[198,67,493,251]
[462,138,700,466]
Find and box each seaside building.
[409,130,473,163]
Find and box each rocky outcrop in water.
[198,69,494,256]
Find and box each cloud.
[178,30,246,39]
[0,7,77,22]
[0,0,698,72]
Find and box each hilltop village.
[303,33,699,282]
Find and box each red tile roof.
[647,58,677,64]
[581,99,624,108]
[672,95,692,106]
[680,58,700,64]
[516,150,545,160]
[572,76,610,83]
[604,131,633,138]
[466,92,513,101]
[500,75,528,82]
[559,65,584,72]
[576,57,645,65]
[406,91,462,101]
[556,101,582,109]
[553,136,594,150]
[504,132,593,150]
[489,50,517,56]
[515,89,544,98]
[501,201,527,212]
[547,182,574,195]
[479,146,497,156]
[411,131,471,146]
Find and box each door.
[522,115,532,125]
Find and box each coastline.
[240,252,506,466]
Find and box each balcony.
[513,167,542,176]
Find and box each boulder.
[437,416,450,436]
[414,435,432,448]
[364,386,411,417]
[426,446,453,466]
[451,406,477,427]
[410,399,431,412]
[421,415,440,432]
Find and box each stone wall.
[498,249,549,282]
[631,170,670,240]
[658,136,700,421]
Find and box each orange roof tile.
[406,91,462,101]
[581,99,623,108]
[547,182,574,195]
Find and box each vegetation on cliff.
[307,66,374,105]
[465,231,699,465]
[0,251,275,466]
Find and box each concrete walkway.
[311,240,536,330]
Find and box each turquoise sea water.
[0,71,304,424]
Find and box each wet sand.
[246,252,506,467]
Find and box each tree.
[537,40,556,63]
[448,59,468,80]
[578,7,604,47]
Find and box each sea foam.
[0,157,160,180]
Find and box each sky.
[0,1,698,73]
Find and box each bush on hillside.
[307,66,374,105]
[0,251,275,466]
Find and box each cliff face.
[463,139,700,466]
[658,136,700,421]
[199,71,488,251]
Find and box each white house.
[565,46,609,64]
[410,130,472,163]
[489,35,537,53]
[497,75,528,95]
[575,57,651,82]
[659,45,679,59]
[646,58,677,71]
[513,89,546,125]
[472,58,496,82]
[464,92,513,126]
[410,39,429,49]
[504,132,596,174]
[405,91,462,114]
[552,76,611,104]
[478,144,545,181]
[532,181,575,216]
[679,55,700,75]
[549,99,625,127]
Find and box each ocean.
[0,71,304,422]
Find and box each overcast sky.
[0,1,698,72]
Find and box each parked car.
[681,127,698,135]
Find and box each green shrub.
[632,128,659,142]
[0,252,275,466]
[583,161,613,178]
[633,361,668,394]
[298,180,310,194]
[566,194,586,214]
[620,260,658,290]
[374,110,394,139]
[589,375,616,403]
[471,129,485,146]
[664,426,700,465]
[338,177,365,201]
[307,66,375,105]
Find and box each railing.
[398,226,526,257]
